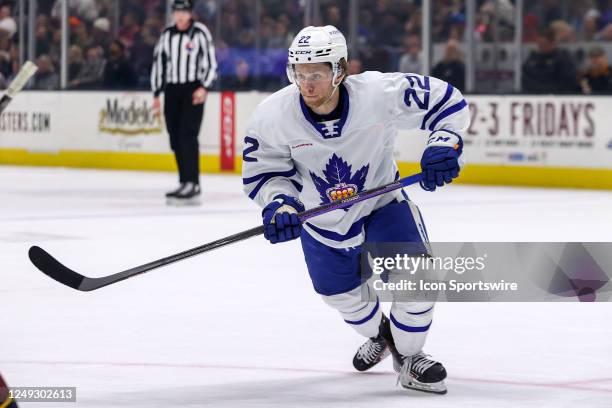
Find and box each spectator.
[550,20,575,43]
[68,45,84,81]
[220,11,242,46]
[91,17,112,52]
[268,21,290,48]
[595,22,612,41]
[259,16,275,48]
[225,58,253,90]
[49,28,63,62]
[118,12,141,49]
[324,5,346,33]
[52,0,99,23]
[580,46,612,94]
[431,39,465,92]
[583,8,601,41]
[398,35,422,74]
[0,4,16,38]
[70,45,105,89]
[103,40,136,89]
[0,34,11,79]
[35,24,53,56]
[130,20,159,87]
[361,46,390,72]
[541,0,562,29]
[31,55,60,90]
[523,13,540,42]
[70,17,91,49]
[522,29,578,94]
[193,0,216,23]
[347,58,362,75]
[373,12,403,47]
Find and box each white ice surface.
[1,166,611,407]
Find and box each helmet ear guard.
[286,63,298,84]
[331,60,345,86]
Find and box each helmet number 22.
[298,36,311,44]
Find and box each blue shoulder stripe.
[428,99,467,131]
[420,83,454,130]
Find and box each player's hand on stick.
[192,87,207,105]
[420,131,463,191]
[262,195,305,244]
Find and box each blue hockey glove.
[262,195,305,244]
[420,130,463,192]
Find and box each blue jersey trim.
[390,313,432,332]
[405,306,433,315]
[305,216,366,242]
[243,167,300,199]
[243,167,297,185]
[428,99,468,131]
[344,299,380,325]
[290,180,304,193]
[299,85,350,139]
[429,128,463,141]
[420,83,454,130]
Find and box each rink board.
[0,91,611,189]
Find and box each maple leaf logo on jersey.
[310,154,369,205]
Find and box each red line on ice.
[3,360,611,393]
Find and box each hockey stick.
[0,61,38,114]
[29,172,423,291]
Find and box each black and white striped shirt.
[151,21,217,96]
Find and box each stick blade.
[7,61,38,97]
[29,246,87,290]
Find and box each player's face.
[294,63,334,108]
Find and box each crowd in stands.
[0,0,609,93]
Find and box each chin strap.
[320,81,340,106]
[320,66,343,106]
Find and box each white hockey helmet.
[287,25,348,85]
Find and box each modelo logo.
[99,97,163,135]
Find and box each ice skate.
[167,182,201,206]
[397,352,447,394]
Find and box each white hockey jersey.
[242,71,470,248]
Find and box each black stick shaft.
[29,173,422,291]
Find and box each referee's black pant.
[164,82,204,185]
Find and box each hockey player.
[242,25,469,394]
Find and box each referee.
[151,0,217,205]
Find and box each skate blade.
[401,379,447,395]
[166,196,202,206]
